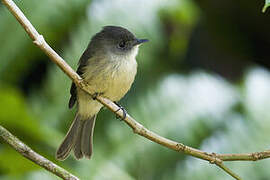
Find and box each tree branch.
[0,126,79,180]
[2,0,270,179]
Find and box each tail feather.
[81,115,96,158]
[73,120,84,159]
[56,114,97,160]
[56,114,83,160]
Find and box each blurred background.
[1,0,270,179]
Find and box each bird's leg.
[92,92,104,100]
[114,101,127,120]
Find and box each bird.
[56,26,148,160]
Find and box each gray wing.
[68,45,93,109]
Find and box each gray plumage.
[56,26,148,160]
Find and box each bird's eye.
[118,41,126,48]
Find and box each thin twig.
[217,163,241,180]
[0,126,79,180]
[217,150,270,161]
[2,0,270,179]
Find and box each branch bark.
[0,126,79,180]
[2,0,270,179]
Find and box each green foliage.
[0,87,42,139]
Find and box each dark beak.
[133,38,149,46]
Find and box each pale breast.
[82,55,137,101]
[105,57,137,101]
[77,47,138,117]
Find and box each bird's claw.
[92,92,103,100]
[114,102,127,120]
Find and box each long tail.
[56,113,97,160]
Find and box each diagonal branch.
[0,126,79,180]
[2,0,270,179]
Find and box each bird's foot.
[92,92,104,100]
[114,102,127,120]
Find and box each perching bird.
[56,26,148,160]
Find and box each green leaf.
[0,87,46,143]
[262,0,270,13]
